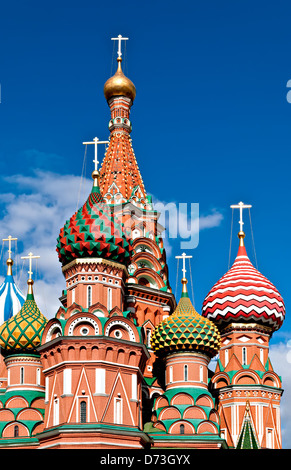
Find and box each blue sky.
[1,0,291,446]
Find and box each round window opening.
[80,327,89,336]
[114,330,122,339]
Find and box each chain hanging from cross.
[230,201,252,233]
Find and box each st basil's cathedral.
[0,37,286,450]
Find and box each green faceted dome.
[151,279,221,358]
[56,177,133,267]
[0,281,48,354]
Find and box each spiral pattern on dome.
[202,243,285,332]
[56,187,133,266]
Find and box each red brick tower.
[100,42,176,387]
[202,203,286,448]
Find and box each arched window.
[80,401,87,423]
[14,425,19,437]
[180,424,185,435]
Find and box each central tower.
[100,36,176,385]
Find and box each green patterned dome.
[0,281,48,354]
[56,177,133,267]
[151,279,221,358]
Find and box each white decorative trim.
[68,317,99,336]
[105,320,136,342]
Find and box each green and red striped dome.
[56,186,132,266]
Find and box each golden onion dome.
[0,280,47,355]
[104,57,136,102]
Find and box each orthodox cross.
[2,235,17,259]
[230,201,252,232]
[175,252,192,278]
[21,252,40,280]
[82,137,109,172]
[111,34,129,58]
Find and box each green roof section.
[236,405,260,449]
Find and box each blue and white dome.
[0,259,25,325]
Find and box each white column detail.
[95,368,106,394]
[63,368,72,395]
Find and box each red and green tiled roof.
[56,186,133,266]
[0,292,47,354]
[151,280,220,358]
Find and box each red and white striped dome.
[202,237,285,332]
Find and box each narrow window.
[169,366,173,383]
[260,348,264,364]
[36,368,41,386]
[242,347,247,365]
[180,424,185,434]
[108,287,112,311]
[53,398,59,426]
[14,425,19,437]
[114,397,122,424]
[72,287,75,304]
[131,374,137,400]
[225,349,229,366]
[200,365,203,382]
[184,365,188,382]
[20,367,24,385]
[80,401,87,423]
[146,329,151,348]
[267,428,273,448]
[87,285,92,308]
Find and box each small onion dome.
[151,278,220,358]
[56,179,133,267]
[0,258,25,325]
[202,232,285,332]
[0,280,47,355]
[104,57,136,102]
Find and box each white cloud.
[0,169,92,319]
[151,194,223,252]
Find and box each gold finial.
[238,230,245,247]
[27,278,34,296]
[181,277,188,294]
[6,258,13,276]
[91,170,100,188]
